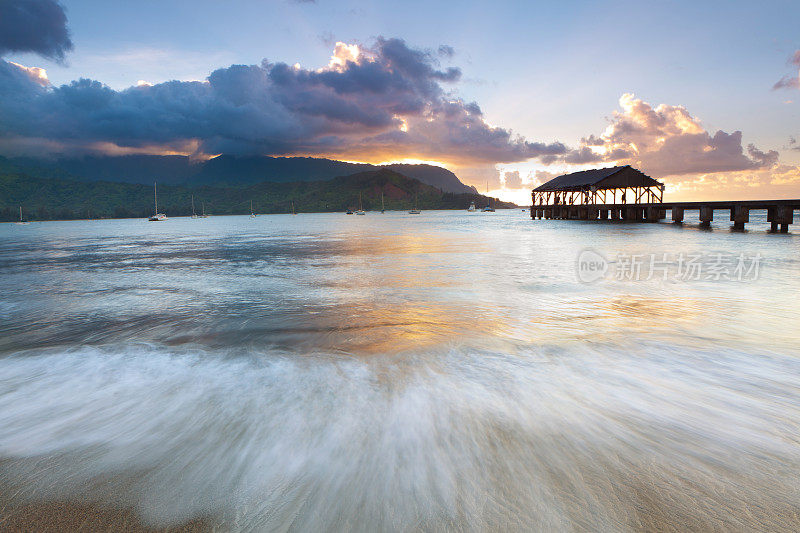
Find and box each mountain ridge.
[0,168,514,221]
[0,154,480,195]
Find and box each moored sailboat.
[482,181,495,212]
[14,206,29,225]
[408,192,421,214]
[148,182,167,221]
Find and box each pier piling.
[731,206,749,231]
[699,206,714,227]
[646,206,665,222]
[767,206,794,232]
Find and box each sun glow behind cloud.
[326,42,363,71]
[375,157,449,167]
[9,61,48,86]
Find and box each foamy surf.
[1,342,798,531]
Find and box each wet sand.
[3,456,799,532]
[0,498,208,532]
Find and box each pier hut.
[530,165,798,232]
[532,166,664,222]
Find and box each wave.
[1,343,799,531]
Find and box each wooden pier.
[530,166,799,232]
[530,199,799,232]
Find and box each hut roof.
[533,165,662,192]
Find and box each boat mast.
[191,195,195,216]
[19,206,22,221]
[154,182,158,214]
[381,192,385,213]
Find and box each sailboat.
[482,181,495,212]
[14,206,29,225]
[356,192,366,215]
[198,201,209,218]
[191,195,198,219]
[250,199,257,218]
[381,192,385,213]
[408,192,421,214]
[467,201,476,212]
[148,182,167,221]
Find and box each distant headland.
[0,155,515,221]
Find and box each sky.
[1,0,799,203]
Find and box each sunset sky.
[2,0,799,203]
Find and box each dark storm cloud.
[0,0,73,61]
[0,37,566,164]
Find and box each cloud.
[437,45,455,58]
[655,164,800,201]
[746,144,779,167]
[559,93,778,179]
[773,75,799,90]
[0,0,73,62]
[7,61,49,86]
[0,37,565,165]
[789,136,800,151]
[773,50,800,90]
[502,170,521,188]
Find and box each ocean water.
[0,210,799,531]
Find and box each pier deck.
[530,200,800,232]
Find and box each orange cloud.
[8,61,48,86]
[561,93,778,177]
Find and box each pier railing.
[530,200,799,232]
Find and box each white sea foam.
[1,343,798,531]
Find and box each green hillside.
[0,154,479,194]
[0,169,515,221]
